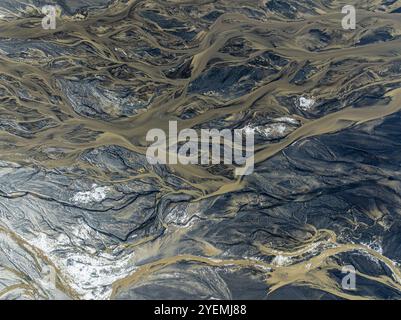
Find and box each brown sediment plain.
[1,0,401,299]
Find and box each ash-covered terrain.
[1,0,401,300]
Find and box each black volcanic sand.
[1,0,401,299]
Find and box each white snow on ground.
[71,184,111,204]
[274,117,299,125]
[241,123,288,139]
[362,239,383,255]
[260,123,287,137]
[239,116,300,141]
[241,125,256,136]
[299,96,315,110]
[29,223,137,300]
[165,206,196,228]
[359,239,384,265]
[272,255,293,267]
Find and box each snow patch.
[274,117,299,125]
[272,255,292,267]
[362,240,383,255]
[299,96,315,110]
[240,123,289,139]
[28,224,137,300]
[71,184,111,204]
